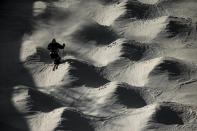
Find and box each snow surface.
[1,0,197,131]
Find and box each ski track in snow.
[1,0,197,131]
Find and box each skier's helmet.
[52,38,56,43]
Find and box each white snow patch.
[100,104,156,131]
[164,1,197,21]
[162,48,197,63]
[27,107,65,131]
[12,86,31,113]
[54,0,126,26]
[54,0,80,9]
[33,1,47,16]
[105,57,162,86]
[84,1,126,26]
[138,0,159,5]
[88,39,123,66]
[32,63,70,87]
[20,40,37,62]
[83,82,118,115]
[125,57,162,86]
[115,16,168,43]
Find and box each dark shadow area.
[149,59,189,81]
[0,0,58,130]
[54,109,94,131]
[114,83,147,108]
[121,40,148,61]
[196,22,197,31]
[0,88,30,131]
[72,22,118,45]
[14,86,62,115]
[152,106,184,125]
[0,122,23,131]
[119,0,162,20]
[0,0,36,130]
[98,0,121,5]
[165,16,192,38]
[66,59,109,88]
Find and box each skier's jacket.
[47,40,65,54]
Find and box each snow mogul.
[47,38,65,71]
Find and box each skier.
[47,38,65,71]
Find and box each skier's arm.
[57,43,65,49]
[47,44,51,50]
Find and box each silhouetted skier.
[47,39,65,71]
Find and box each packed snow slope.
[1,0,197,131]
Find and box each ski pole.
[63,42,66,56]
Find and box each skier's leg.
[53,64,56,71]
[52,53,61,71]
[53,56,58,71]
[56,57,61,69]
[56,64,59,69]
